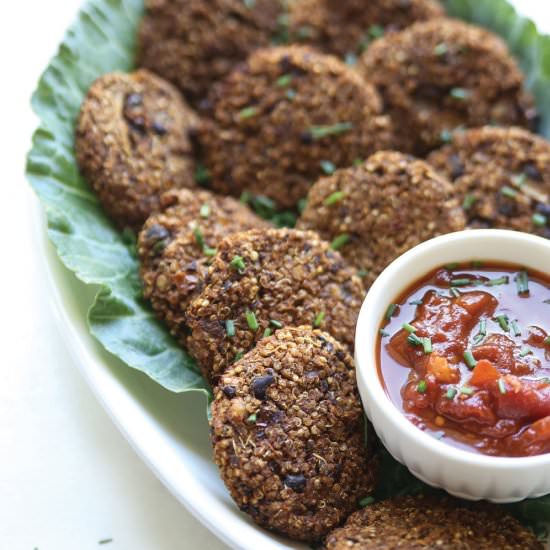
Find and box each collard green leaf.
[26,0,209,396]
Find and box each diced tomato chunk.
[469,360,500,388]
[426,354,459,384]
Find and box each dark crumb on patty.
[297,151,466,288]
[137,0,285,106]
[76,70,198,230]
[323,494,543,549]
[359,18,536,155]
[211,326,379,542]
[427,126,550,237]
[138,189,269,346]
[198,45,393,209]
[186,227,365,382]
[289,0,443,58]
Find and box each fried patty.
[211,326,378,542]
[289,0,443,57]
[427,126,550,236]
[186,228,365,382]
[198,45,393,209]
[297,151,466,288]
[138,189,269,346]
[324,494,543,549]
[137,0,284,105]
[76,70,198,230]
[359,18,536,155]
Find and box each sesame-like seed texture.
[138,189,270,345]
[324,494,543,549]
[211,326,378,542]
[76,70,198,230]
[427,126,550,236]
[198,45,394,209]
[297,151,466,288]
[289,0,443,57]
[186,228,365,382]
[137,0,285,105]
[360,18,536,155]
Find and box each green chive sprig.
[225,320,236,338]
[313,311,326,328]
[417,380,427,393]
[245,310,259,331]
[463,350,477,369]
[515,270,530,295]
[495,314,510,332]
[309,122,353,140]
[324,191,345,206]
[230,255,246,273]
[330,233,350,250]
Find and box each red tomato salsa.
[377,262,550,457]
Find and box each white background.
[0,1,548,550]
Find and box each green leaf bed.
[25,0,550,536]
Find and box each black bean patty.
[137,0,285,106]
[138,189,270,346]
[186,228,365,382]
[198,45,393,209]
[297,151,466,288]
[324,494,543,549]
[427,126,550,236]
[289,0,443,57]
[211,326,379,542]
[76,70,198,230]
[359,18,536,155]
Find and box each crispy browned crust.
[427,126,550,236]
[289,0,443,57]
[186,227,365,382]
[138,189,269,346]
[359,18,536,155]
[297,151,466,288]
[75,70,198,230]
[211,326,378,542]
[324,494,543,549]
[137,0,284,105]
[198,45,394,209]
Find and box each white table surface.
[0,1,548,549]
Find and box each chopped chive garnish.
[450,87,469,100]
[345,52,358,66]
[239,190,252,204]
[385,304,397,319]
[353,158,364,166]
[270,319,283,329]
[409,299,423,306]
[193,226,205,249]
[225,320,235,338]
[445,387,458,400]
[451,278,472,287]
[320,160,337,175]
[408,333,423,346]
[324,190,345,205]
[544,299,550,305]
[263,327,273,338]
[200,203,211,219]
[498,379,507,395]
[450,288,461,298]
[445,262,459,270]
[245,310,259,331]
[194,164,210,184]
[540,377,550,384]
[422,337,433,354]
[368,24,384,38]
[440,129,453,143]
[495,314,509,332]
[313,311,326,328]
[479,319,487,336]
[533,213,548,227]
[417,380,427,393]
[511,320,521,337]
[460,386,475,396]
[380,329,390,337]
[434,42,448,56]
[501,185,517,199]
[230,255,246,273]
[544,336,550,345]
[234,351,244,362]
[247,413,257,423]
[402,323,416,334]
[520,346,532,357]
[515,270,529,295]
[463,350,477,369]
[487,276,509,286]
[285,89,297,100]
[473,334,484,345]
[239,106,258,119]
[204,246,217,256]
[359,496,375,507]
[357,269,369,278]
[462,194,477,210]
[330,233,350,250]
[297,197,307,213]
[511,173,527,188]
[276,73,292,87]
[309,122,353,140]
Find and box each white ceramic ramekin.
[355,229,550,503]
